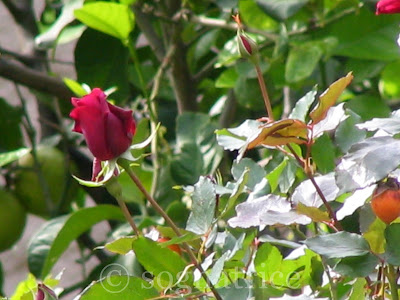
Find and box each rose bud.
[70,88,136,180]
[233,14,259,64]
[376,0,400,14]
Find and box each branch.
[0,58,74,99]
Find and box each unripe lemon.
[14,146,77,218]
[371,179,400,224]
[0,189,26,252]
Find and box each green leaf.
[218,279,250,299]
[316,8,400,61]
[171,113,223,185]
[309,72,353,125]
[75,28,130,100]
[0,148,30,168]
[384,223,400,265]
[348,278,368,300]
[335,109,366,152]
[209,251,230,285]
[234,76,265,110]
[10,273,37,300]
[232,158,266,190]
[105,236,135,255]
[289,88,317,122]
[311,133,335,173]
[346,94,391,121]
[239,0,278,30]
[336,136,400,193]
[215,68,238,88]
[186,176,216,235]
[0,98,23,151]
[285,42,323,83]
[363,217,386,254]
[256,0,309,21]
[305,232,370,259]
[63,77,88,97]
[131,237,189,288]
[334,253,378,278]
[357,109,400,135]
[74,1,134,42]
[76,276,158,299]
[28,205,125,278]
[255,243,283,281]
[215,120,263,159]
[267,158,288,192]
[380,60,400,98]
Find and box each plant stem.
[119,159,222,300]
[116,197,141,237]
[286,144,342,231]
[255,64,274,121]
[105,178,141,237]
[387,264,399,300]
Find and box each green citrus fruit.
[0,189,26,252]
[14,146,78,218]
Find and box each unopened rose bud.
[376,0,400,14]
[237,30,259,64]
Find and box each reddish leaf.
[248,119,308,149]
[309,72,353,125]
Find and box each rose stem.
[119,160,222,300]
[255,64,274,121]
[116,197,141,237]
[105,178,141,237]
[286,144,342,231]
[127,40,161,199]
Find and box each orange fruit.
[371,179,400,224]
[158,237,182,255]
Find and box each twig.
[119,160,222,300]
[0,58,73,99]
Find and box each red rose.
[376,0,400,14]
[70,88,135,179]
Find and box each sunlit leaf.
[289,88,317,122]
[309,72,353,125]
[74,2,134,42]
[186,177,216,235]
[356,109,400,135]
[336,185,376,221]
[292,173,339,208]
[229,194,311,228]
[336,136,400,193]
